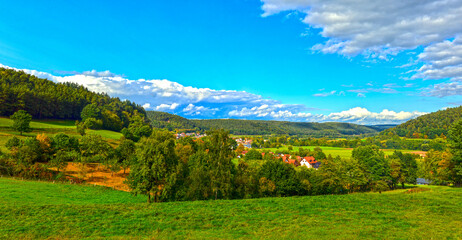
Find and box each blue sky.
[1,0,462,124]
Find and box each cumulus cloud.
[230,106,426,124]
[421,81,462,98]
[408,37,462,97]
[260,0,462,58]
[412,36,462,81]
[155,103,180,111]
[324,107,426,124]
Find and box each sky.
[1,0,462,124]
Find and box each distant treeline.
[147,111,197,130]
[146,111,384,137]
[383,106,462,139]
[0,68,146,131]
[248,134,446,152]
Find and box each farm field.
[1,177,461,239]
[0,117,123,148]
[262,145,422,159]
[0,117,75,129]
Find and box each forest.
[383,106,462,139]
[0,68,146,131]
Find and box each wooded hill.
[0,68,146,131]
[147,111,197,130]
[382,106,462,139]
[147,111,384,137]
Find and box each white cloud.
[348,87,398,94]
[313,90,336,97]
[325,107,426,124]
[155,103,180,111]
[261,0,462,58]
[182,104,219,116]
[408,37,462,97]
[357,93,366,98]
[422,81,462,98]
[412,36,462,81]
[142,103,151,109]
[229,106,426,124]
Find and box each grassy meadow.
[1,177,461,239]
[0,117,123,150]
[262,145,420,159]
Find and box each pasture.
[0,117,123,146]
[262,145,420,159]
[1,177,461,239]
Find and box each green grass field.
[262,145,418,159]
[1,177,461,239]
[0,117,123,146]
[0,117,75,129]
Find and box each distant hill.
[146,111,380,137]
[366,124,397,131]
[146,111,197,130]
[383,106,462,139]
[192,119,379,137]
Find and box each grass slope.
[1,178,461,239]
[0,117,122,151]
[261,146,419,159]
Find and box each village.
[235,137,321,169]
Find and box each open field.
[1,177,461,239]
[0,117,75,129]
[262,146,422,159]
[0,117,123,148]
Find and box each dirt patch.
[63,162,130,191]
[404,187,431,194]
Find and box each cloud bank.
[260,0,462,98]
[261,0,462,58]
[0,63,425,124]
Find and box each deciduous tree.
[10,110,32,135]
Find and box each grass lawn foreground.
[1,177,461,239]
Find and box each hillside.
[193,119,379,136]
[0,67,145,131]
[146,111,381,137]
[146,111,197,130]
[383,106,462,139]
[0,117,122,153]
[1,177,461,239]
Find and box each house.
[282,156,300,166]
[300,156,319,169]
[416,178,432,185]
